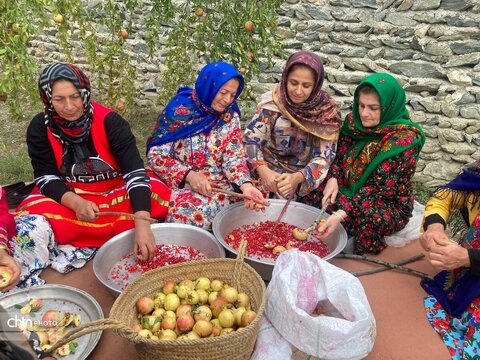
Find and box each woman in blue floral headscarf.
[147,62,265,230]
[420,159,480,359]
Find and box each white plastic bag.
[265,249,376,360]
[250,316,292,360]
[385,200,425,247]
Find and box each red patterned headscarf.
[272,51,342,140]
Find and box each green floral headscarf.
[340,72,425,197]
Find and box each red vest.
[47,102,124,193]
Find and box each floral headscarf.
[271,51,342,140]
[146,62,244,151]
[440,159,480,194]
[340,72,425,197]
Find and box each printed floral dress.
[244,108,337,197]
[301,135,419,254]
[1,214,95,293]
[424,291,480,359]
[147,112,252,231]
[422,191,480,360]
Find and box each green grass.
[126,108,159,157]
[0,115,32,185]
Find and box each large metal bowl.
[212,199,347,281]
[93,223,225,296]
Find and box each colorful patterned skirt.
[166,182,243,231]
[424,295,480,359]
[15,175,170,248]
[3,214,95,293]
[300,189,409,254]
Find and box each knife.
[304,196,331,234]
[264,196,294,245]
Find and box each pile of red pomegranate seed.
[128,244,206,272]
[108,244,207,290]
[225,221,329,260]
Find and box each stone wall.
[261,0,480,186]
[29,0,480,185]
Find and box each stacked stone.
[27,0,479,184]
[251,0,479,185]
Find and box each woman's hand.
[186,171,212,196]
[322,177,338,205]
[420,224,470,270]
[426,238,470,270]
[276,172,304,199]
[133,212,156,262]
[0,248,20,291]
[419,224,449,251]
[75,200,99,222]
[256,166,281,193]
[240,183,266,211]
[315,210,346,240]
[61,192,99,222]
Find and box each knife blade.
[275,196,293,223]
[305,196,331,233]
[265,196,294,245]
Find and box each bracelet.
[331,211,345,222]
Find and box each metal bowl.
[212,199,347,281]
[93,223,226,296]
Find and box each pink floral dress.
[147,112,252,230]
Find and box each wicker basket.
[108,241,266,360]
[46,242,265,359]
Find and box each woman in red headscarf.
[243,51,342,199]
[17,63,170,261]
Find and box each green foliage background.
[0,0,284,119]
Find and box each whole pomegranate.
[136,297,154,315]
[244,21,255,32]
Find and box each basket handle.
[46,318,135,354]
[232,239,247,289]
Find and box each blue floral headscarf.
[146,62,244,151]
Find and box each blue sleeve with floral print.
[298,137,337,196]
[243,108,276,172]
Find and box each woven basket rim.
[113,257,264,297]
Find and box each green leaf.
[69,341,78,353]
[14,304,23,309]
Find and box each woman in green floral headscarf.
[301,73,425,254]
